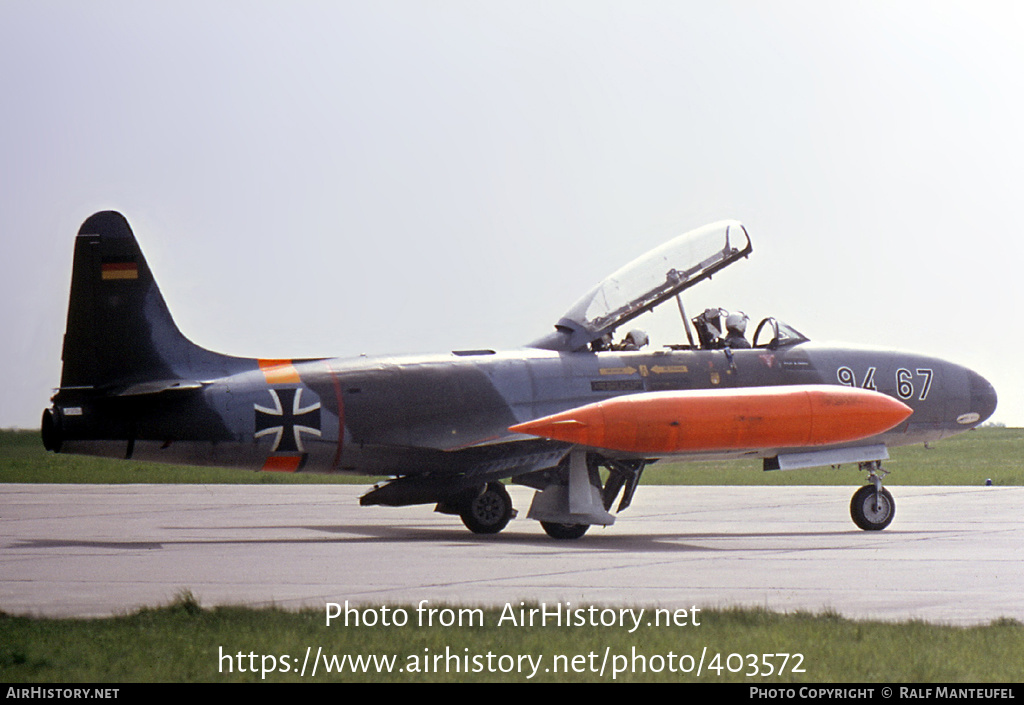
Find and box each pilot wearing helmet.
[616,330,649,351]
[724,311,751,349]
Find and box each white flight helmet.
[625,330,649,349]
[726,312,748,335]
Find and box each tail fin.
[58,211,243,391]
[43,212,251,454]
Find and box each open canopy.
[531,220,752,351]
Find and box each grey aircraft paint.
[41,212,997,538]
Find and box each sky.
[2,1,1022,429]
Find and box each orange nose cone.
[509,385,913,454]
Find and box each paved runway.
[2,483,1021,624]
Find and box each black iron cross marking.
[254,388,322,452]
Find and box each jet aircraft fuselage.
[41,212,997,538]
[47,345,993,471]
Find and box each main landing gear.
[458,482,516,534]
[850,460,895,531]
[454,482,592,539]
[539,521,590,540]
[448,451,647,539]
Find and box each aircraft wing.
[358,439,570,507]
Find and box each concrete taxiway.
[2,483,1021,623]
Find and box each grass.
[0,429,371,484]
[647,426,1024,486]
[3,426,1021,486]
[1,595,1022,682]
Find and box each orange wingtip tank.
[508,385,913,454]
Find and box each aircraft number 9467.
[836,366,933,401]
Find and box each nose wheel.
[850,461,895,530]
[850,484,895,530]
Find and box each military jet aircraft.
[41,212,997,539]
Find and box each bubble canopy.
[532,220,752,351]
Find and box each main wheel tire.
[540,521,590,540]
[460,482,514,534]
[850,484,895,531]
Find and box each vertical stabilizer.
[58,211,242,391]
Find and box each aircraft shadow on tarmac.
[9,525,945,555]
[298,523,947,553]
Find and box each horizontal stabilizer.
[114,379,206,397]
[509,385,912,454]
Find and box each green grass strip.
[2,594,1022,683]
[3,427,1021,486]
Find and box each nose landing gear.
[850,461,895,531]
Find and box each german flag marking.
[258,359,301,384]
[101,262,139,280]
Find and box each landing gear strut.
[525,451,647,539]
[850,461,895,531]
